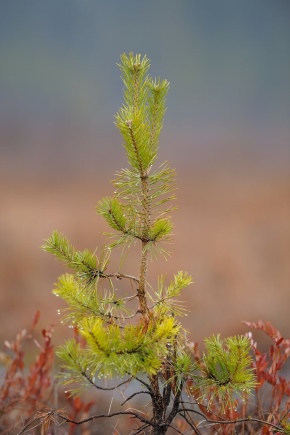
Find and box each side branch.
[81,371,132,391]
[180,408,287,433]
[57,410,156,428]
[106,272,140,284]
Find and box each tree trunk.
[153,425,168,435]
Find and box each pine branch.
[191,335,257,413]
[42,230,108,284]
[57,410,157,430]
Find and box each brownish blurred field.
[1,160,289,346]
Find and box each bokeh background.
[1,0,289,348]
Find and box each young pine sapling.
[43,53,256,435]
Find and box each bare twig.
[121,390,151,406]
[81,371,132,391]
[57,410,156,428]
[180,412,202,435]
[180,408,286,433]
[106,272,140,284]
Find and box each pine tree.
[43,53,256,434]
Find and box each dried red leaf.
[32,310,40,328]
[276,337,284,346]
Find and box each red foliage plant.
[243,320,290,434]
[0,312,101,435]
[0,311,54,434]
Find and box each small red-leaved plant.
[0,312,99,434]
[0,311,54,434]
[243,320,290,434]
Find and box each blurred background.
[0,0,289,347]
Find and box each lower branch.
[121,390,151,406]
[106,272,140,284]
[81,372,132,391]
[57,410,156,428]
[180,408,287,433]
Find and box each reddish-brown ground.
[0,166,289,345]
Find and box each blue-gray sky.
[0,0,289,172]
